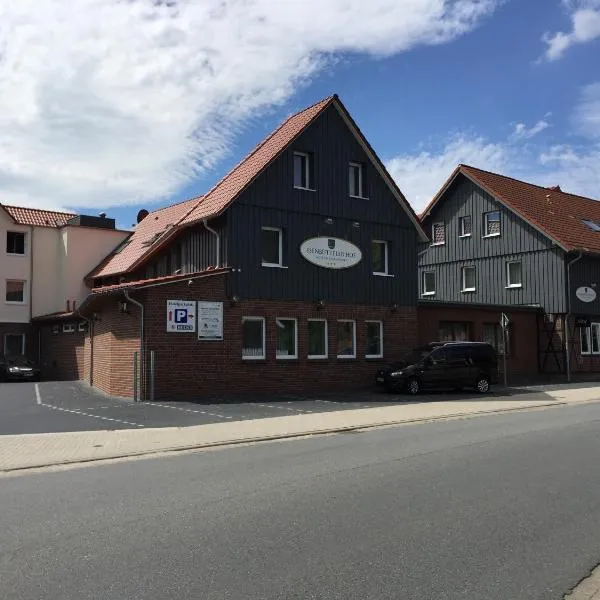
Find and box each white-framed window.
[372,240,389,275]
[293,151,312,189]
[78,322,87,333]
[63,323,75,333]
[6,231,26,255]
[337,320,356,359]
[506,261,522,288]
[349,162,364,197]
[3,333,25,356]
[484,211,501,237]
[365,321,383,358]
[5,280,26,304]
[422,271,436,296]
[261,227,283,267]
[308,319,328,359]
[580,323,600,355]
[276,318,298,359]
[242,317,266,360]
[461,266,476,292]
[431,222,445,245]
[459,216,472,238]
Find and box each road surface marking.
[249,403,313,414]
[146,402,232,420]
[34,383,41,405]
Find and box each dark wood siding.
[419,176,567,312]
[569,255,600,316]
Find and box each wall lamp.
[324,218,334,225]
[230,295,240,307]
[390,303,398,312]
[316,299,325,310]
[92,312,101,322]
[352,221,360,228]
[119,301,130,314]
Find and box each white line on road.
[34,383,41,405]
[249,403,313,414]
[146,402,232,420]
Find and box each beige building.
[0,205,129,358]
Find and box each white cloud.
[572,82,600,139]
[0,0,499,211]
[542,0,600,61]
[511,120,550,140]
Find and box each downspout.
[78,314,93,386]
[202,219,220,267]
[29,226,35,359]
[124,289,144,402]
[565,251,583,383]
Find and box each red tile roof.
[422,164,600,253]
[31,311,78,322]
[2,204,76,227]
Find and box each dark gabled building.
[69,94,427,400]
[419,164,600,378]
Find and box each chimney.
[72,300,77,312]
[548,185,562,192]
[66,299,71,312]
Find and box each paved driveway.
[0,380,541,435]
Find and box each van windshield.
[399,348,431,365]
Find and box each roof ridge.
[148,195,204,215]
[1,203,76,216]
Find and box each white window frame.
[275,318,298,360]
[461,266,476,292]
[581,323,600,355]
[431,222,445,246]
[459,216,472,238]
[307,319,328,359]
[5,279,27,305]
[78,322,87,332]
[349,162,364,198]
[63,323,75,333]
[293,151,312,190]
[483,211,501,238]
[422,271,436,296]
[337,319,356,359]
[242,317,266,360]
[365,320,383,359]
[3,333,25,356]
[261,227,284,268]
[6,231,27,256]
[372,240,389,276]
[506,261,523,289]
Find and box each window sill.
[5,301,26,305]
[506,284,522,289]
[242,356,266,361]
[294,186,316,192]
[276,355,298,361]
[461,289,476,293]
[261,263,288,269]
[337,355,356,360]
[430,242,445,247]
[5,252,27,257]
[459,234,472,239]
[421,292,436,297]
[349,195,369,200]
[365,355,383,360]
[373,272,394,278]
[482,233,501,239]
[308,355,328,360]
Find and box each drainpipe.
[29,226,34,357]
[124,289,144,402]
[202,219,220,267]
[78,314,93,386]
[565,251,583,383]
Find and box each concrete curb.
[0,399,566,474]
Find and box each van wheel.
[475,377,490,394]
[406,378,421,396]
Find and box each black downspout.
[124,290,144,401]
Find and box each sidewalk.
[2,385,600,473]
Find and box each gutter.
[565,251,583,383]
[202,219,220,267]
[124,290,144,402]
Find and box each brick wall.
[417,304,540,381]
[91,274,417,401]
[38,323,85,380]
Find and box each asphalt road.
[3,401,600,599]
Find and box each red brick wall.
[568,316,600,374]
[91,274,417,400]
[38,323,85,380]
[417,304,540,381]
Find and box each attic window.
[141,231,164,246]
[582,219,600,232]
[113,240,131,254]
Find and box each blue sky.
[1,0,599,230]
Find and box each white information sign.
[299,237,362,269]
[198,301,224,340]
[167,300,196,332]
[575,286,597,303]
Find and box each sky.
[0,0,599,230]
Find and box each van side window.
[430,349,447,363]
[447,347,468,363]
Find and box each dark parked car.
[376,342,498,395]
[0,355,41,382]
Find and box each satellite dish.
[136,209,149,223]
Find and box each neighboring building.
[419,164,600,379]
[77,94,428,400]
[0,204,129,378]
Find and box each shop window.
[337,320,356,359]
[261,227,283,267]
[4,333,25,356]
[422,271,436,296]
[276,318,298,359]
[461,266,476,292]
[372,241,389,275]
[63,323,75,333]
[308,319,328,358]
[459,216,472,238]
[439,321,471,342]
[365,321,383,358]
[5,280,25,303]
[242,317,265,360]
[349,162,364,197]
[431,222,445,245]
[483,323,512,356]
[484,211,501,237]
[6,231,26,255]
[506,261,522,288]
[580,323,600,355]
[293,151,313,189]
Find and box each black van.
[375,341,498,395]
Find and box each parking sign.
[166,300,196,332]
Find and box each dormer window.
[431,222,445,246]
[582,219,600,232]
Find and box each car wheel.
[475,376,490,394]
[406,377,421,396]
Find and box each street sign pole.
[500,313,510,388]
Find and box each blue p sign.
[174,308,188,324]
